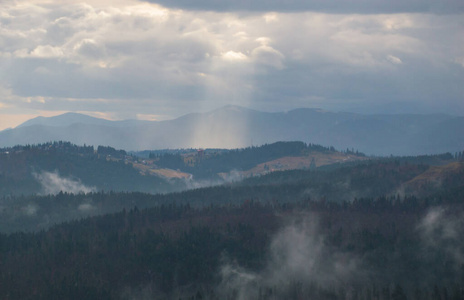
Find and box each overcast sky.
[0,0,463,130]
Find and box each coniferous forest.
[0,142,463,299]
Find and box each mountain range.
[1,105,463,155]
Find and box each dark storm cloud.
[142,0,464,14]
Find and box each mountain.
[17,112,150,128]
[17,112,110,128]
[1,105,463,155]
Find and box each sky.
[0,0,463,130]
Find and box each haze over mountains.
[1,105,463,155]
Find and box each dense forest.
[1,193,464,299]
[1,141,463,299]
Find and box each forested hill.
[0,141,183,196]
[2,158,463,233]
[1,189,464,299]
[0,141,367,196]
[1,145,463,299]
[2,140,458,197]
[149,141,365,179]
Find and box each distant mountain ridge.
[17,112,150,128]
[1,105,463,155]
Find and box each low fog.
[417,207,464,267]
[218,214,364,299]
[33,170,96,195]
[215,207,464,299]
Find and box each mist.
[417,207,464,266]
[33,170,96,195]
[217,213,363,299]
[180,169,244,190]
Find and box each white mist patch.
[218,262,260,300]
[78,203,96,212]
[181,169,243,190]
[417,207,464,265]
[22,203,38,216]
[182,178,223,190]
[267,217,361,286]
[218,214,362,298]
[268,218,325,280]
[33,170,96,195]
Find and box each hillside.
[0,142,183,196]
[401,161,464,195]
[148,141,366,180]
[1,140,459,198]
[2,140,460,200]
[0,141,366,196]
[0,143,463,299]
[1,154,461,233]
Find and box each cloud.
[30,45,64,58]
[33,170,96,195]
[141,0,464,14]
[0,0,463,130]
[387,54,402,64]
[251,43,285,69]
[222,50,248,62]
